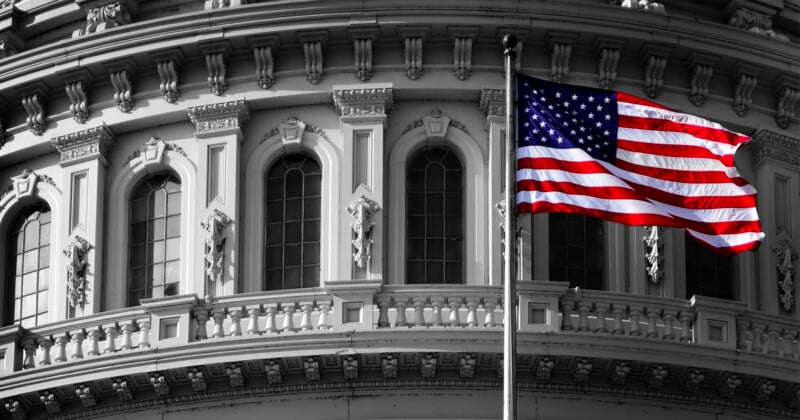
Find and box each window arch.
[5,205,51,327]
[264,154,321,290]
[128,173,182,305]
[548,214,604,290]
[406,147,464,284]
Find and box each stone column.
[332,84,393,282]
[187,101,250,297]
[51,126,115,318]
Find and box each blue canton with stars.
[517,74,619,164]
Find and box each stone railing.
[0,283,797,377]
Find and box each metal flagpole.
[502,33,518,420]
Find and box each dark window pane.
[685,233,733,300]
[304,197,320,219]
[266,200,284,222]
[302,266,319,288]
[284,245,301,266]
[426,194,443,214]
[426,262,443,283]
[407,262,425,284]
[285,222,302,243]
[427,164,444,192]
[445,263,462,284]
[445,171,462,192]
[444,239,462,260]
[548,214,604,290]
[164,283,178,296]
[303,220,320,242]
[265,270,283,290]
[130,222,147,244]
[407,193,425,215]
[266,178,284,199]
[266,224,283,245]
[303,243,320,265]
[285,170,303,198]
[284,268,301,289]
[130,244,147,268]
[427,239,443,259]
[265,246,283,268]
[408,216,425,237]
[285,198,302,221]
[427,215,443,236]
[305,174,321,196]
[407,239,425,260]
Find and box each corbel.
[59,68,94,123]
[732,62,760,117]
[200,40,231,95]
[775,74,799,129]
[641,44,671,98]
[298,30,327,85]
[19,81,49,136]
[595,37,625,90]
[107,59,136,113]
[248,35,279,89]
[150,48,183,104]
[449,26,479,81]
[546,32,579,84]
[349,27,379,82]
[399,26,429,81]
[686,52,718,107]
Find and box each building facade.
[0,0,798,418]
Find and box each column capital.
[747,128,800,169]
[479,88,505,120]
[51,125,115,166]
[187,99,250,139]
[332,83,393,125]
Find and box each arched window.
[549,213,604,290]
[264,154,321,290]
[685,234,733,299]
[5,205,51,327]
[406,147,464,284]
[128,173,181,305]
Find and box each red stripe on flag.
[615,159,750,186]
[616,139,736,167]
[618,115,749,147]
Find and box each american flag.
[516,74,764,255]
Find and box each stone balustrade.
[737,311,799,359]
[376,285,504,329]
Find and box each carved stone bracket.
[595,38,623,90]
[250,36,278,89]
[350,28,378,82]
[304,357,320,382]
[51,125,116,166]
[265,359,282,384]
[60,69,93,123]
[728,8,789,42]
[149,372,170,397]
[20,82,48,135]
[642,45,670,98]
[332,85,394,121]
[64,236,93,309]
[201,209,232,283]
[733,63,759,117]
[74,1,133,37]
[299,31,327,85]
[187,100,250,137]
[400,26,428,80]
[40,391,61,414]
[347,195,380,269]
[772,237,797,312]
[450,27,477,81]
[619,0,664,13]
[151,49,183,104]
[644,226,664,284]
[4,398,26,420]
[201,41,230,96]
[75,384,97,408]
[775,84,799,129]
[687,53,717,107]
[747,129,800,169]
[108,60,136,113]
[547,32,578,84]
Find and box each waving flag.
[516,74,764,255]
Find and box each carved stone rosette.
[201,209,232,283]
[51,125,116,166]
[347,195,380,269]
[63,236,93,309]
[772,239,797,312]
[644,226,663,284]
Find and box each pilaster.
[187,100,250,297]
[332,84,392,282]
[50,125,115,318]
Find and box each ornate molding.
[775,85,799,129]
[75,384,96,408]
[400,26,428,81]
[402,109,470,137]
[733,64,759,117]
[450,27,477,81]
[149,372,170,397]
[187,100,250,135]
[299,31,327,85]
[262,116,328,145]
[619,0,664,13]
[547,32,577,84]
[332,86,394,119]
[51,125,116,166]
[151,49,182,103]
[64,236,92,309]
[347,195,380,269]
[747,129,800,169]
[479,88,505,118]
[201,209,232,283]
[122,136,186,168]
[109,62,135,113]
[10,168,56,199]
[73,2,132,37]
[644,226,664,284]
[201,42,230,96]
[353,38,373,82]
[204,0,245,10]
[772,237,797,312]
[250,36,278,89]
[728,8,789,42]
[61,69,93,123]
[642,45,669,98]
[597,46,620,90]
[20,84,48,135]
[687,53,715,107]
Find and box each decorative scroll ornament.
[644,226,663,284]
[201,209,232,282]
[776,86,799,129]
[598,47,620,90]
[10,168,56,199]
[64,236,92,309]
[453,37,472,80]
[21,92,46,135]
[772,239,797,311]
[354,38,373,81]
[74,2,131,37]
[404,37,423,80]
[253,45,275,89]
[689,64,713,107]
[347,195,380,268]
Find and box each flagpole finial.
[503,34,517,57]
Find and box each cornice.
[747,129,800,169]
[50,125,115,166]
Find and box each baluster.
[119,322,134,350]
[103,325,119,354]
[395,299,409,327]
[560,297,575,331]
[678,311,694,342]
[781,329,797,359]
[645,310,660,338]
[21,338,36,369]
[211,308,226,338]
[484,298,498,328]
[629,307,643,336]
[430,298,444,327]
[447,297,463,327]
[229,308,243,336]
[465,298,479,327]
[53,334,69,363]
[281,304,296,332]
[376,297,391,328]
[193,308,209,341]
[246,306,261,335]
[70,330,85,360]
[264,305,278,333]
[137,319,152,348]
[751,322,765,353]
[611,306,626,334]
[736,319,750,351]
[86,329,102,357]
[299,302,314,331]
[765,326,780,355]
[317,302,331,330]
[577,302,592,332]
[662,311,676,340]
[594,303,609,333]
[413,297,426,327]
[37,337,52,366]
